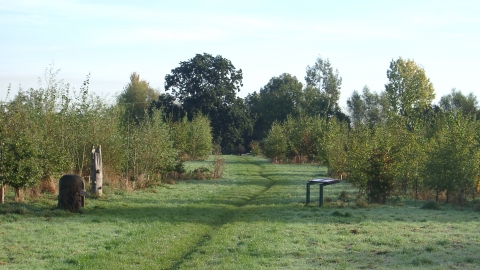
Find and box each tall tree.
[346,89,366,126]
[385,58,435,118]
[305,56,342,116]
[246,73,303,141]
[118,72,158,123]
[347,86,388,128]
[439,88,478,117]
[164,53,252,151]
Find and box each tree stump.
[57,174,85,211]
[91,145,103,196]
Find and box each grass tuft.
[354,199,369,208]
[411,257,434,266]
[425,245,435,252]
[331,210,352,217]
[338,190,349,202]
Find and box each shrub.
[171,115,212,160]
[263,122,287,163]
[213,153,225,179]
[421,201,441,210]
[365,149,394,204]
[191,167,212,180]
[249,141,263,157]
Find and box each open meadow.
[1,155,479,269]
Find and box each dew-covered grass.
[1,155,479,269]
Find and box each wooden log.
[90,145,103,196]
[57,174,85,211]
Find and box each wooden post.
[90,145,103,196]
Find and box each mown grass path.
[168,156,276,269]
[1,155,480,269]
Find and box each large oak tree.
[245,73,303,141]
[162,53,252,152]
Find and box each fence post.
[90,145,103,196]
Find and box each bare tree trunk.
[0,184,4,203]
[90,145,103,196]
[414,178,418,201]
[15,188,22,202]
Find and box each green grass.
[1,155,480,269]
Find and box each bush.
[249,141,263,157]
[421,201,441,210]
[365,149,394,204]
[171,115,212,160]
[191,167,212,180]
[213,153,225,179]
[263,123,287,163]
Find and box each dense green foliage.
[117,72,158,123]
[305,56,343,116]
[246,56,349,143]
[347,86,389,128]
[261,57,480,204]
[0,66,213,199]
[385,57,435,118]
[160,53,252,152]
[170,115,213,160]
[422,113,480,203]
[246,73,304,140]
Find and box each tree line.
[0,67,212,200]
[260,58,480,204]
[1,53,479,204]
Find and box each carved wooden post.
[90,145,103,196]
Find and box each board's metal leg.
[306,183,311,204]
[319,184,324,206]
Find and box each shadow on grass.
[2,156,476,228]
[80,202,479,226]
[4,196,475,228]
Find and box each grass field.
[1,155,479,269]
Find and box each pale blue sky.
[1,0,479,109]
